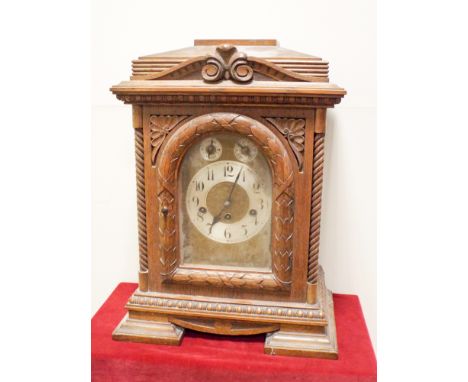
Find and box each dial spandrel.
[178,133,272,269]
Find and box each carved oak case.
[111,39,346,358]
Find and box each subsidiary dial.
[234,138,258,163]
[200,137,222,161]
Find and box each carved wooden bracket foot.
[265,267,337,358]
[264,327,337,359]
[264,289,337,359]
[112,314,184,346]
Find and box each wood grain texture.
[131,40,330,80]
[132,60,329,81]
[314,108,326,133]
[113,313,184,345]
[194,39,278,46]
[170,317,279,336]
[113,80,345,95]
[130,48,324,83]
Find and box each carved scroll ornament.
[201,44,254,83]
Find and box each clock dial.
[234,137,258,162]
[200,137,222,161]
[186,161,270,244]
[178,132,272,269]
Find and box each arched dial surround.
[155,113,295,290]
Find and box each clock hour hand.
[208,166,243,234]
[237,142,250,155]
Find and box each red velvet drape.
[92,283,376,382]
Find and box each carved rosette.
[308,133,325,283]
[266,118,306,171]
[150,115,188,166]
[201,44,254,83]
[155,113,295,289]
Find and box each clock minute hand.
[226,166,243,202]
[208,166,243,234]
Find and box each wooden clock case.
[110,39,346,358]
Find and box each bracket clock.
[110,39,346,358]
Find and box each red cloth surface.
[92,283,376,382]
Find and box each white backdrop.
[92,0,376,346]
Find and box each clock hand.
[209,203,229,233]
[208,166,243,233]
[206,140,216,157]
[226,166,243,202]
[237,142,250,155]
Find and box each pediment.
[131,42,329,84]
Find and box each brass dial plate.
[178,132,272,268]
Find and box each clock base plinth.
[111,268,337,358]
[264,289,337,359]
[112,313,184,346]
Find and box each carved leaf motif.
[272,191,294,285]
[158,188,178,276]
[171,269,285,290]
[266,118,306,171]
[150,115,188,166]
